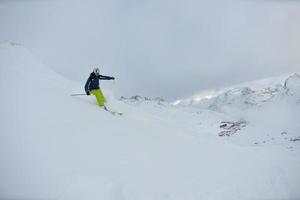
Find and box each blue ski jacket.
[85,72,114,92]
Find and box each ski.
[104,106,123,116]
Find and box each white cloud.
[0,0,299,99]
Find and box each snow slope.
[0,42,300,200]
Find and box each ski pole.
[70,93,86,96]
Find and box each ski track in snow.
[0,42,300,200]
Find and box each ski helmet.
[93,67,100,74]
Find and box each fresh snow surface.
[0,42,300,200]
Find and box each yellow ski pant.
[90,89,105,107]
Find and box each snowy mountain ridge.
[119,73,300,110]
[119,95,166,105]
[175,73,300,111]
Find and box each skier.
[85,67,115,107]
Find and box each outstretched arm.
[99,75,115,80]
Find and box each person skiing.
[85,67,115,107]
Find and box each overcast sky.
[0,0,299,100]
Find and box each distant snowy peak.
[284,73,300,95]
[120,95,167,105]
[176,73,300,110]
